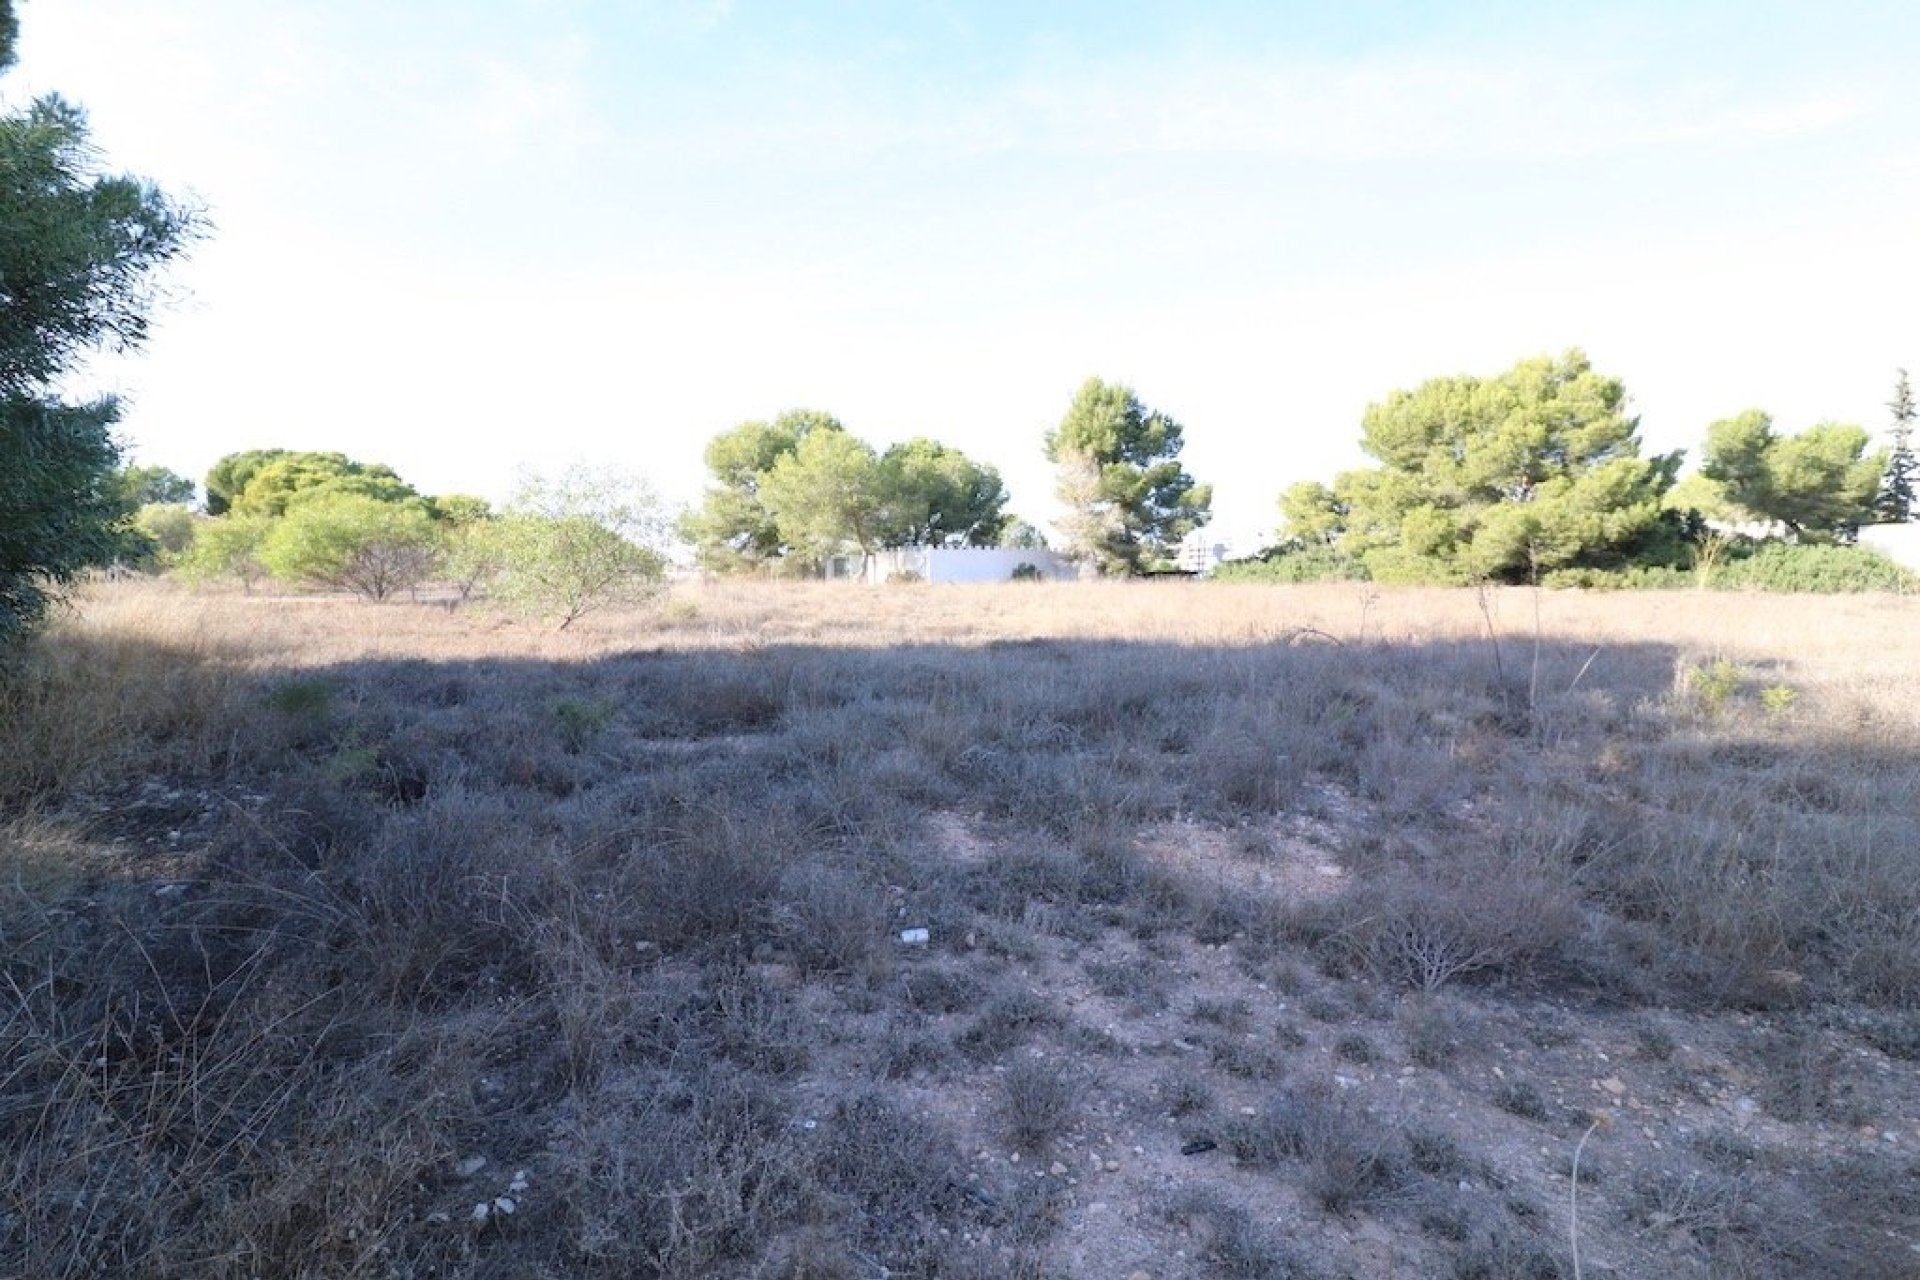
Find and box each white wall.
[865,547,1075,584]
[1859,523,1920,571]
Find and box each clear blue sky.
[13,0,1920,545]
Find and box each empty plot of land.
[3,580,1918,1279]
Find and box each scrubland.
[3,579,1918,1278]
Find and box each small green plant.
[552,696,613,752]
[1684,657,1744,714]
[266,676,334,717]
[1759,682,1798,716]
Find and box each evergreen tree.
[1045,377,1211,575]
[0,6,198,645]
[1877,369,1916,523]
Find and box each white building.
[1859,522,1920,571]
[829,547,1078,584]
[1175,528,1229,575]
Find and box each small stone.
[455,1155,487,1178]
[1599,1076,1627,1097]
[1090,1152,1105,1170]
[1049,1162,1067,1176]
[1105,1159,1121,1171]
[470,1202,491,1223]
[1009,1152,1020,1164]
[508,1170,529,1193]
[493,1196,516,1215]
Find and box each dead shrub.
[1316,853,1581,992]
[771,863,889,975]
[560,1066,807,1277]
[1000,1058,1080,1152]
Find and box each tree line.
[1263,351,1915,587]
[5,0,1915,654]
[678,379,1212,578]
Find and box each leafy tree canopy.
[1045,377,1211,575]
[0,4,199,644]
[877,437,1009,549]
[683,409,841,573]
[1698,410,1884,541]
[490,465,669,628]
[688,411,1010,572]
[209,450,418,518]
[760,427,888,563]
[113,464,196,509]
[1291,351,1682,584]
[259,492,439,601]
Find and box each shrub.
[1713,542,1917,593]
[999,1059,1078,1151]
[1213,545,1371,583]
[175,513,274,591]
[259,494,439,600]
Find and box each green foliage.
[203,448,289,516]
[688,412,1010,573]
[1277,480,1347,546]
[174,512,272,591]
[259,494,439,600]
[1683,658,1746,714]
[265,676,334,718]
[1320,351,1681,584]
[213,449,419,518]
[426,493,493,525]
[1542,542,1916,594]
[0,38,199,646]
[877,437,1009,548]
[1876,369,1916,523]
[133,503,196,561]
[1699,410,1884,540]
[683,409,839,572]
[1045,376,1211,575]
[760,428,889,562]
[1,401,130,644]
[1713,542,1916,593]
[114,463,195,508]
[552,697,613,752]
[1212,545,1372,583]
[489,466,668,629]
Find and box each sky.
[11,0,1920,548]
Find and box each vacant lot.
[3,579,1918,1278]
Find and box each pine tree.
[1877,369,1917,523]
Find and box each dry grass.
[2,577,1918,1277]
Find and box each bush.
[488,466,670,628]
[175,513,274,591]
[1543,542,1917,593]
[1212,545,1371,583]
[1713,542,1917,593]
[259,494,439,600]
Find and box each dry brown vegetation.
[3,578,1919,1278]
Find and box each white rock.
[455,1156,487,1178]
